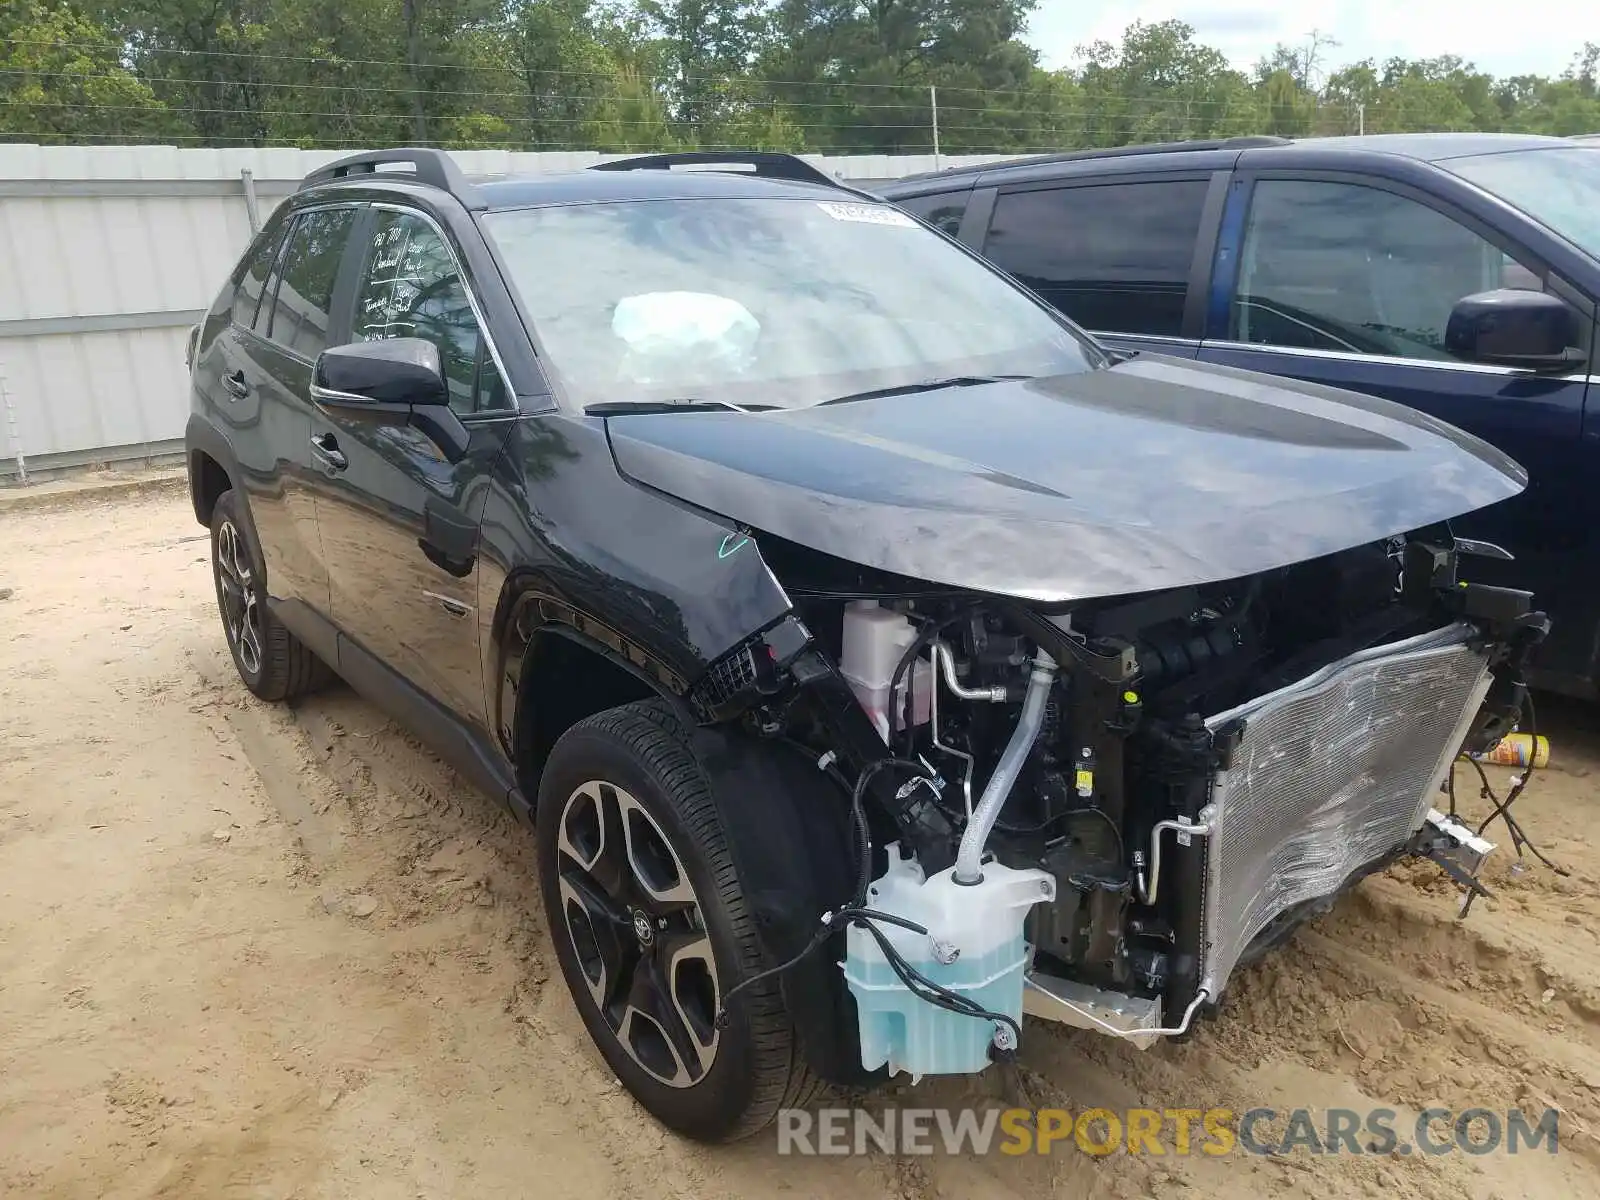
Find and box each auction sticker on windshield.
[816,201,917,227]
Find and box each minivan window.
[982,180,1209,338]
[262,207,359,360]
[1444,147,1600,261]
[1232,180,1584,363]
[482,197,1103,411]
[893,190,970,237]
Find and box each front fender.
[687,725,878,1088]
[490,577,697,759]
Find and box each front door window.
[1232,179,1587,363]
[352,211,509,414]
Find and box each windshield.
[1445,147,1600,259]
[480,197,1104,411]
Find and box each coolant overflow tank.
[842,843,1055,1080]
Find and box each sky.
[1023,0,1597,81]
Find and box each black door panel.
[315,412,512,724]
[189,213,332,609]
[210,203,363,614]
[314,205,518,728]
[236,331,329,610]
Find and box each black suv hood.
[606,355,1525,602]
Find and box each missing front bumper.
[1022,622,1516,1049]
[1194,621,1496,1003]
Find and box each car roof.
[1284,132,1574,160]
[301,159,854,211]
[472,167,847,209]
[880,132,1578,195]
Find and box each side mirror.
[312,337,450,408]
[1445,289,1585,373]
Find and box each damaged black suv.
[186,148,1547,1142]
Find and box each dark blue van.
[881,134,1600,696]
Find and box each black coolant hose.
[849,756,938,904]
[891,605,982,758]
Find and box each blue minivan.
[881,134,1600,696]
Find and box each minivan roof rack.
[590,151,847,190]
[299,147,483,208]
[891,135,1295,187]
[1006,135,1294,168]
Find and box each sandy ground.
[3,486,1600,1200]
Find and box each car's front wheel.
[535,701,820,1141]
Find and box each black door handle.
[310,432,348,471]
[222,369,250,398]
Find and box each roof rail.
[299,147,483,208]
[589,151,846,190]
[889,135,1295,188]
[1009,135,1294,167]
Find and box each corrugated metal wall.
[0,145,1015,476]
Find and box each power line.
[6,34,1076,100]
[0,129,995,152]
[0,69,1376,131]
[1,94,1379,141]
[0,64,1216,118]
[0,34,1399,107]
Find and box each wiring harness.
[1449,692,1569,917]
[713,755,1024,1058]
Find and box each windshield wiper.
[585,397,775,416]
[817,374,1035,406]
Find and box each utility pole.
[1358,103,1366,136]
[0,360,26,484]
[930,85,942,169]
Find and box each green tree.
[3,1,1597,154]
[0,1,176,142]
[640,0,766,127]
[584,64,677,148]
[1076,19,1262,146]
[757,0,1052,153]
[1366,57,1480,133]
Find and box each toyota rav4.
[185,148,1547,1142]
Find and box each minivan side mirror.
[1445,289,1586,373]
[312,337,450,408]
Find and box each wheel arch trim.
[184,414,244,528]
[494,581,695,768]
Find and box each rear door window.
[983,180,1209,337]
[261,207,360,360]
[894,190,971,237]
[231,223,285,330]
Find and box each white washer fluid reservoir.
[842,843,1055,1080]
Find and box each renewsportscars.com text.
[776,1106,1560,1157]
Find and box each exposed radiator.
[1198,622,1493,999]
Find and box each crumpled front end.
[684,524,1548,1076]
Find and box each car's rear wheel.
[210,490,329,701]
[535,701,820,1141]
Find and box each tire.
[210,489,330,702]
[536,701,821,1141]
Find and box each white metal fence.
[0,144,1015,479]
